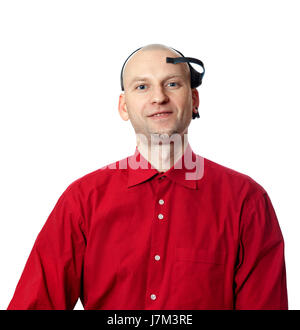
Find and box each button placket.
[157,193,165,222]
[146,175,169,307]
[155,188,165,267]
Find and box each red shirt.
[7,144,288,310]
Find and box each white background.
[0,0,299,310]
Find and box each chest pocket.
[176,247,226,264]
[171,247,227,309]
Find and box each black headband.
[166,56,205,89]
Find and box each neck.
[136,133,189,172]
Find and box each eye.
[167,81,179,87]
[136,84,147,90]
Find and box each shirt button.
[154,255,161,261]
[158,214,164,220]
[150,294,157,300]
[158,199,164,205]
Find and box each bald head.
[122,44,191,92]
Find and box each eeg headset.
[120,46,205,119]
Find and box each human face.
[118,49,199,140]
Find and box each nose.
[151,85,169,104]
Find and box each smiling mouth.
[149,112,173,119]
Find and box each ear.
[191,88,200,114]
[118,93,129,121]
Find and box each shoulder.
[202,157,279,228]
[202,156,267,198]
[60,155,130,201]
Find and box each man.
[8,44,288,310]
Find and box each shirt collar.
[127,143,203,189]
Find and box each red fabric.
[7,144,288,310]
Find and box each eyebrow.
[128,73,185,87]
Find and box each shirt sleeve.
[233,188,288,310]
[7,186,86,310]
